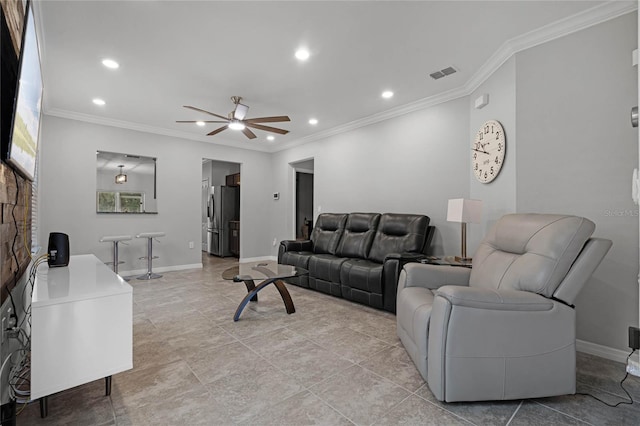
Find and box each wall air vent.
[429,66,457,80]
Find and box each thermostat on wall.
[273,192,280,200]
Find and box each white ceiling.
[34,1,630,152]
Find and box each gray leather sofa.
[396,213,612,402]
[278,212,432,313]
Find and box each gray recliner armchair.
[396,214,612,402]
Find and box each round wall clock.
[472,119,506,183]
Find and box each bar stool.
[99,235,132,275]
[136,232,165,280]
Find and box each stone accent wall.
[0,162,31,304]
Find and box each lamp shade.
[447,199,483,223]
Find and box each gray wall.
[270,97,470,256]
[515,13,638,351]
[468,56,517,252]
[38,116,273,271]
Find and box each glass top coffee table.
[222,261,308,321]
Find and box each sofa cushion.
[368,214,430,263]
[311,213,348,255]
[308,254,348,283]
[340,259,383,294]
[470,214,595,297]
[335,213,380,259]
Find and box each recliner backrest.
[470,214,595,297]
[335,213,381,259]
[310,213,348,255]
[553,237,612,305]
[368,213,430,263]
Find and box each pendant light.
[115,165,127,184]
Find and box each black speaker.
[47,232,69,267]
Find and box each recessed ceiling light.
[101,58,119,69]
[267,135,275,141]
[295,48,310,61]
[196,121,205,127]
[382,91,394,99]
[308,118,318,125]
[92,98,106,106]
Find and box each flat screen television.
[5,0,42,181]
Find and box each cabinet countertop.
[33,254,132,308]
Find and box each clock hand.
[472,148,490,155]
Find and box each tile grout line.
[505,400,523,426]
[532,399,596,425]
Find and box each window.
[97,191,145,213]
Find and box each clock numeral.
[473,152,477,160]
[475,163,478,171]
[495,156,500,164]
[484,125,489,134]
[497,142,502,151]
[496,131,500,139]
[490,166,494,175]
[484,171,488,179]
[478,132,483,141]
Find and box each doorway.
[292,159,314,240]
[202,159,241,258]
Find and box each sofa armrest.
[435,286,554,312]
[399,263,471,291]
[277,239,313,263]
[381,253,425,313]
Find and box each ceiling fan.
[176,96,290,140]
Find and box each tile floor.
[18,254,640,425]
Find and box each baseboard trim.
[576,339,633,364]
[627,359,640,377]
[239,255,277,263]
[118,263,202,277]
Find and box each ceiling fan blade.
[207,125,228,136]
[176,120,228,123]
[183,105,229,121]
[244,116,290,124]
[246,122,289,135]
[242,127,257,139]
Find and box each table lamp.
[447,198,483,263]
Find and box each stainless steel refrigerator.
[207,185,239,257]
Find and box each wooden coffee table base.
[234,278,295,321]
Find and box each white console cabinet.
[31,254,132,415]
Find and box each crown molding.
[465,1,638,93]
[274,86,470,152]
[43,1,637,155]
[45,108,273,153]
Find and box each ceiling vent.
[429,66,457,80]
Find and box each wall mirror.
[96,151,157,213]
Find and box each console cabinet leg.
[105,376,112,396]
[39,397,48,418]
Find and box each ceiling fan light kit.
[177,96,290,140]
[228,120,245,131]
